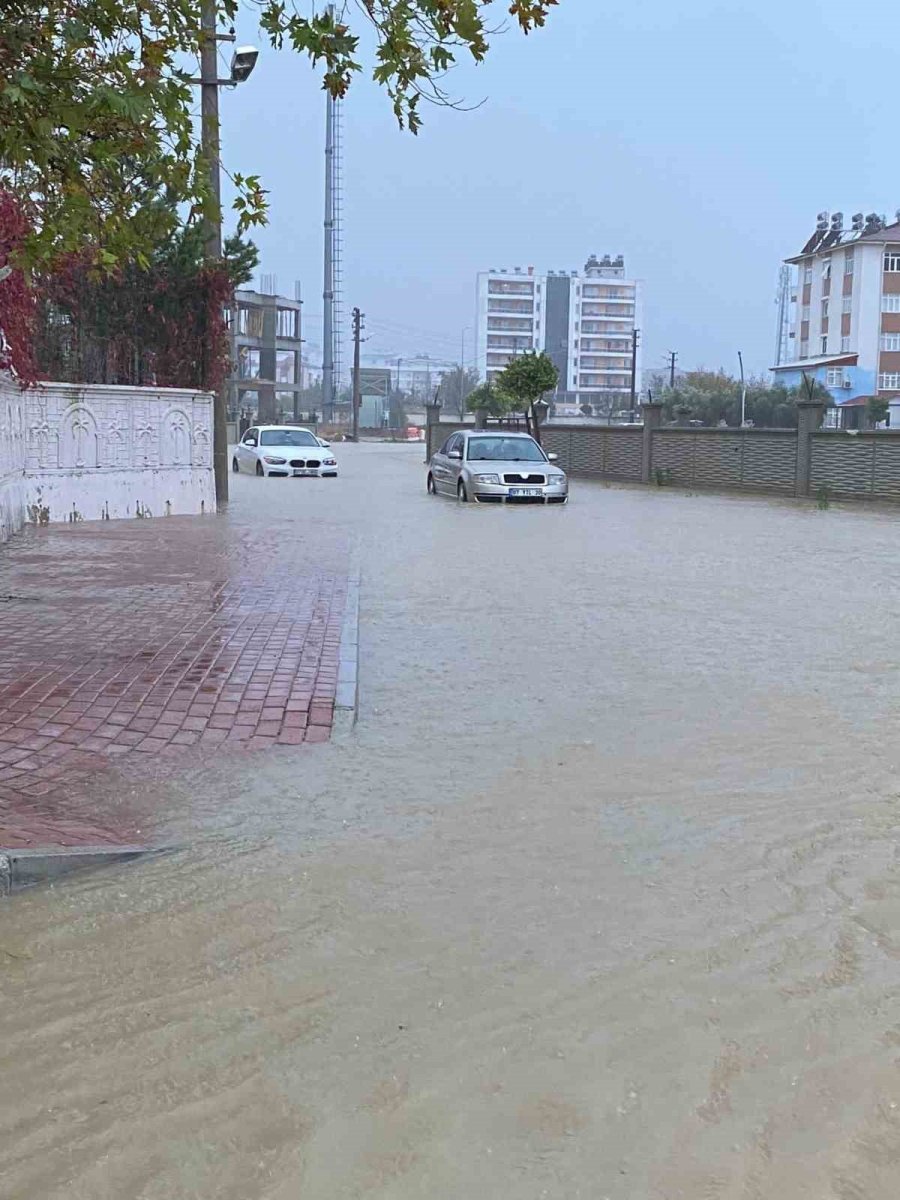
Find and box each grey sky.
[222,0,894,381]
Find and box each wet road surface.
[3,443,900,1198]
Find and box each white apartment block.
[475,255,642,410]
[773,210,900,422]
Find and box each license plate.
[508,487,542,497]
[293,469,316,477]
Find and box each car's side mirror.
[547,452,559,462]
[320,440,331,448]
[245,438,257,447]
[448,449,462,460]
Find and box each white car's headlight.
[474,473,500,484]
[263,455,287,464]
[549,474,567,485]
[323,458,337,466]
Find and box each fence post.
[640,401,663,484]
[425,402,441,462]
[795,399,826,497]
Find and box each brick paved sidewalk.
[0,515,349,850]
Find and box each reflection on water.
[4,446,900,1199]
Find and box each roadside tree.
[495,351,558,442]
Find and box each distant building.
[772,210,900,424]
[475,256,642,410]
[228,287,303,422]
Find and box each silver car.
[427,430,568,504]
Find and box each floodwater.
[4,442,900,1199]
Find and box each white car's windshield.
[466,437,546,462]
[259,430,319,447]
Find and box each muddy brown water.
[3,443,900,1198]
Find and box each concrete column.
[640,401,663,484]
[474,407,489,430]
[795,399,826,497]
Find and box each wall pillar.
[795,399,826,497]
[425,402,441,461]
[474,407,489,430]
[640,401,663,484]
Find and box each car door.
[238,428,259,472]
[432,433,460,493]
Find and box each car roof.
[255,425,315,432]
[461,429,533,438]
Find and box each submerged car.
[233,426,338,478]
[427,430,568,504]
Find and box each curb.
[0,845,153,896]
[333,567,360,734]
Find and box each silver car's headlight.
[473,473,500,484]
[549,474,567,486]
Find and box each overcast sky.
[221,0,897,381]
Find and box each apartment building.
[228,287,303,422]
[773,210,900,420]
[475,255,642,409]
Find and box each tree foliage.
[0,0,558,269]
[437,364,480,418]
[660,368,803,429]
[496,350,558,408]
[466,381,512,416]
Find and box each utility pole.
[668,350,677,389]
[738,350,746,427]
[630,328,640,419]
[200,0,227,503]
[351,307,364,442]
[322,90,335,420]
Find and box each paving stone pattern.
[0,517,347,849]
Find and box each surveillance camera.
[230,46,259,84]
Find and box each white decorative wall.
[0,376,215,539]
[0,382,27,542]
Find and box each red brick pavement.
[0,517,348,849]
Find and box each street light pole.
[199,0,227,503]
[460,326,472,418]
[738,350,746,427]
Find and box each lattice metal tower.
[774,264,793,367]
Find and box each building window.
[820,335,828,354]
[801,305,810,320]
[826,367,844,386]
[236,306,263,337]
[882,334,900,351]
[275,350,296,384]
[487,279,534,295]
[842,296,852,314]
[841,336,851,352]
[821,298,829,319]
[276,309,298,339]
[882,294,900,312]
[799,340,809,358]
[885,252,900,272]
[238,346,260,379]
[879,373,900,390]
[804,264,813,284]
[844,250,855,275]
[822,258,832,280]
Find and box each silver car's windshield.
[259,430,318,447]
[466,437,546,462]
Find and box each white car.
[233,425,338,478]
